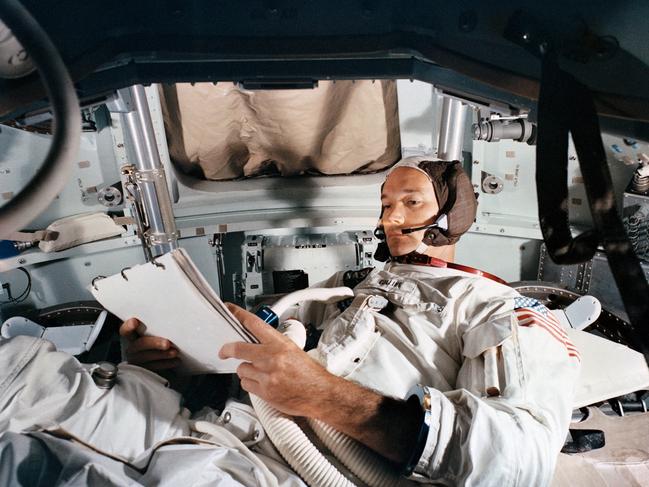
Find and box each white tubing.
[250,394,356,487]
[277,319,307,349]
[308,418,410,487]
[252,313,356,486]
[251,302,415,487]
[307,419,407,487]
[270,287,354,318]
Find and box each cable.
[1,267,32,304]
[0,0,81,238]
[248,289,415,487]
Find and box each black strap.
[536,55,599,264]
[537,54,649,360]
[561,429,605,454]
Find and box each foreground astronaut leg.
[0,336,304,486]
[0,336,191,460]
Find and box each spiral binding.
[92,256,166,290]
[91,275,106,290]
[152,257,165,269]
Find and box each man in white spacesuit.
[0,156,580,486]
[122,156,581,484]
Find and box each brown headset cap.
[417,159,478,246]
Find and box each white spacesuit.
[303,262,581,485]
[0,259,579,486]
[0,335,305,487]
[0,157,580,486]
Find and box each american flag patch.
[514,297,581,362]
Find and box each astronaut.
[120,156,581,485]
[0,156,581,486]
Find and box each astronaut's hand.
[219,303,335,418]
[119,318,180,371]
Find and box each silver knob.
[92,361,118,389]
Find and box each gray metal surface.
[538,245,649,322]
[0,122,122,229]
[237,231,376,310]
[5,0,649,138]
[455,232,542,283]
[437,97,469,161]
[111,86,178,258]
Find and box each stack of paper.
[90,248,256,374]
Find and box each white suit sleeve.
[411,302,581,486]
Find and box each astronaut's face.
[380,167,439,256]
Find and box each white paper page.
[90,251,252,374]
[172,249,257,343]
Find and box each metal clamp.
[120,267,131,280]
[135,168,167,183]
[147,232,180,245]
[120,164,136,177]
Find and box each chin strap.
[415,242,429,254]
[372,235,432,262]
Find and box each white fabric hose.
[250,286,414,486]
[270,287,354,318]
[251,394,356,487]
[306,418,408,487]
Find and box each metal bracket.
[135,168,167,183]
[210,232,226,298]
[147,232,180,245]
[575,259,593,293]
[538,243,593,293]
[121,165,152,260]
[120,163,179,256]
[106,88,134,113]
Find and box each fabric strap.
[7,230,59,243]
[536,53,649,360]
